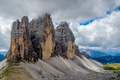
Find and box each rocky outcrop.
[6,14,55,61]
[80,52,91,59]
[29,14,55,61]
[74,45,90,58]
[54,21,75,59]
[6,13,90,62]
[6,16,38,62]
[75,45,82,58]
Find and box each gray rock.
[54,21,75,59]
[29,13,55,60]
[6,16,38,62]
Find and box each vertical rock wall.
[55,21,75,59]
[7,16,38,62]
[29,14,55,60]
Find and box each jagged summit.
[7,16,38,62]
[56,21,75,42]
[54,21,75,59]
[21,16,29,26]
[6,13,89,62]
[59,21,68,26]
[29,13,55,61]
[32,13,51,21]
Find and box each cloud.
[0,17,13,50]
[0,0,120,22]
[0,0,120,50]
[70,11,120,49]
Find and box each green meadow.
[103,63,120,72]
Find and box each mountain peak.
[21,16,29,25]
[6,13,89,62]
[59,21,68,26]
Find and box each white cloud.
[0,49,7,52]
[0,17,13,50]
[70,11,120,49]
[0,0,120,22]
[0,0,120,50]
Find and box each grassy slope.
[102,63,120,79]
[0,62,33,80]
[103,63,120,71]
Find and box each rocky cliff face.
[29,14,55,60]
[6,13,89,62]
[75,45,82,58]
[80,52,91,59]
[6,14,55,61]
[6,16,38,62]
[54,21,75,59]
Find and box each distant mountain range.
[79,48,120,63]
[0,51,6,61]
[79,49,109,57]
[92,55,120,63]
[80,48,120,57]
[0,53,4,61]
[0,51,7,56]
[114,53,120,56]
[96,49,120,56]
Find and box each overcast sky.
[0,0,120,51]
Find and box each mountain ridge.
[0,13,106,80]
[6,13,89,62]
[79,48,109,57]
[92,55,120,63]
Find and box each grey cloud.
[0,0,119,22]
[0,18,12,50]
[0,0,120,50]
[0,31,10,50]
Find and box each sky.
[0,0,120,52]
